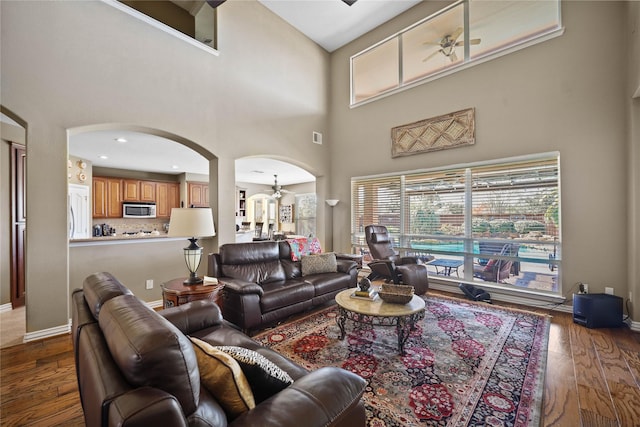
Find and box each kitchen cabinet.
[140,181,156,202]
[123,179,156,203]
[188,182,209,208]
[93,177,123,218]
[156,182,180,218]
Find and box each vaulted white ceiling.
[257,0,421,52]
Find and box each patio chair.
[477,241,520,276]
[473,243,514,283]
[364,225,431,295]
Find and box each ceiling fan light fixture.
[272,174,284,199]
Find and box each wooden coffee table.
[334,288,426,355]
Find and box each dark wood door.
[11,144,26,308]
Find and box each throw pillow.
[215,346,294,403]
[301,252,338,276]
[308,237,322,255]
[287,237,323,261]
[189,337,255,419]
[286,238,308,261]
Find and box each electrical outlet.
[146,279,153,290]
[582,283,588,294]
[604,287,614,295]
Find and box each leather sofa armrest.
[368,259,396,269]
[230,367,366,427]
[336,259,357,274]
[223,279,264,296]
[108,387,188,427]
[159,300,224,335]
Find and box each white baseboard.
[18,300,162,344]
[0,303,13,313]
[627,319,640,332]
[146,299,163,310]
[23,322,70,343]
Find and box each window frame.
[350,0,563,107]
[351,152,562,295]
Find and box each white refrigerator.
[69,184,91,239]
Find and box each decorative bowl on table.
[378,284,414,304]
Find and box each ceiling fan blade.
[422,49,442,62]
[450,27,464,42]
[449,51,458,62]
[469,38,481,45]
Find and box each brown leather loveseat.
[208,241,358,332]
[71,272,366,427]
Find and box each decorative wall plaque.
[391,108,475,157]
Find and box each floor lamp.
[326,199,339,251]
[168,208,216,285]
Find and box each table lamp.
[168,208,216,285]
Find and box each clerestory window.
[351,0,563,106]
[351,153,561,296]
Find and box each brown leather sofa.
[72,272,366,427]
[208,241,358,332]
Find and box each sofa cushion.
[98,295,200,415]
[189,337,256,419]
[260,280,315,313]
[301,253,338,276]
[216,346,294,403]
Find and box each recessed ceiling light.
[172,165,179,169]
[99,155,108,159]
[115,137,127,143]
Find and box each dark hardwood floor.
[1,291,639,426]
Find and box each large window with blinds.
[351,153,561,295]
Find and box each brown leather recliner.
[71,272,367,427]
[364,225,431,295]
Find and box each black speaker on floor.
[573,293,623,328]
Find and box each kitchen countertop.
[69,232,185,247]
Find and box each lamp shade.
[168,208,216,238]
[326,199,339,207]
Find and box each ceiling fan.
[271,174,290,199]
[422,27,481,63]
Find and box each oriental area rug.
[254,295,550,427]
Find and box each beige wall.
[329,2,637,315]
[0,0,330,332]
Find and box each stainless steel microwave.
[123,202,156,218]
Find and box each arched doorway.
[66,124,219,300]
[235,157,316,241]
